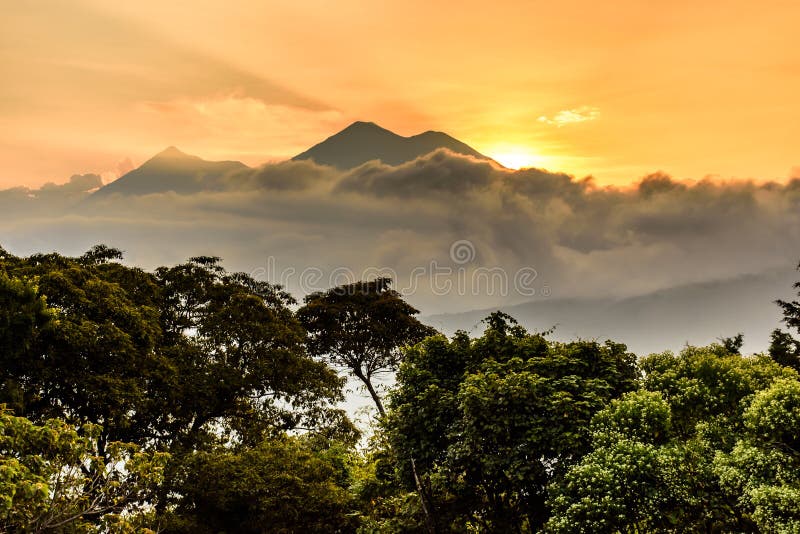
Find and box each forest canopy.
[1,245,800,533]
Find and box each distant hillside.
[292,121,494,169]
[93,147,248,196]
[424,269,798,356]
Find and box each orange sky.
[1,0,798,188]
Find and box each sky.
[2,0,799,188]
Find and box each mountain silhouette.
[92,123,492,196]
[292,121,493,169]
[93,147,248,197]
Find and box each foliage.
[720,333,744,355]
[0,246,356,530]
[547,391,715,533]
[0,272,54,414]
[769,262,800,372]
[381,312,638,532]
[1,248,352,451]
[769,329,800,372]
[547,345,797,532]
[6,244,800,532]
[298,278,436,416]
[589,390,672,447]
[639,344,794,440]
[715,377,800,532]
[0,408,168,533]
[152,256,352,449]
[164,436,357,534]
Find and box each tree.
[1,249,163,457]
[0,409,169,533]
[720,333,744,355]
[640,344,795,440]
[164,436,357,533]
[547,391,697,533]
[776,264,800,333]
[152,256,353,450]
[0,247,357,526]
[298,278,436,416]
[715,377,800,532]
[0,248,353,449]
[548,344,797,532]
[0,272,54,414]
[769,329,800,372]
[769,262,800,371]
[381,313,638,532]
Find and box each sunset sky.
[2,0,798,188]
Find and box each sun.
[492,152,538,170]
[487,148,547,170]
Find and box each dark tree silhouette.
[769,262,800,371]
[298,278,436,416]
[719,333,744,354]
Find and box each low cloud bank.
[2,151,799,315]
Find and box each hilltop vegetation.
[1,245,800,532]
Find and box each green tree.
[0,272,54,414]
[547,391,694,533]
[164,436,357,534]
[769,262,800,371]
[0,248,353,449]
[382,313,638,532]
[152,256,352,449]
[353,438,428,534]
[0,408,169,533]
[715,377,800,532]
[0,248,162,458]
[298,278,436,416]
[769,329,800,372]
[640,344,794,440]
[548,344,797,532]
[720,333,744,355]
[0,247,357,527]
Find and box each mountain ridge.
[92,146,248,197]
[292,121,495,169]
[91,122,495,196]
[423,268,797,356]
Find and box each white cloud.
[538,106,600,127]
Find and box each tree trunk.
[352,369,436,532]
[354,369,386,417]
[412,457,437,534]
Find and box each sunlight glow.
[489,150,547,170]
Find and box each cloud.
[39,174,104,194]
[116,159,135,179]
[225,159,338,191]
[0,174,102,215]
[538,106,600,126]
[334,150,496,198]
[2,151,800,316]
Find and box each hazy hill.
[424,269,797,356]
[93,146,248,197]
[292,121,493,169]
